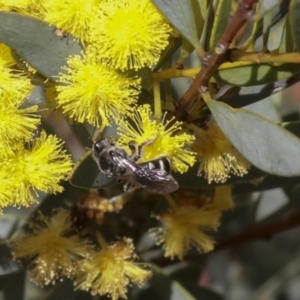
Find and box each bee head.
[93,137,114,156]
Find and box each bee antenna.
[88,137,93,144]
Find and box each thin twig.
[216,212,300,250]
[175,0,258,120]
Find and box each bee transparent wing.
[112,154,179,194]
[70,150,117,189]
[134,167,179,194]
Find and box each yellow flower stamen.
[57,50,140,126]
[117,105,196,173]
[0,0,30,11]
[13,209,92,286]
[75,238,151,300]
[89,0,172,70]
[192,120,250,183]
[42,0,101,42]
[150,203,221,259]
[0,64,32,100]
[0,43,15,67]
[0,94,40,156]
[0,131,73,209]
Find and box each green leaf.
[177,0,204,63]
[267,14,286,51]
[253,1,289,51]
[213,63,300,86]
[170,262,204,283]
[208,0,232,52]
[177,38,196,65]
[0,271,25,300]
[282,121,300,136]
[153,36,182,72]
[191,0,205,36]
[143,265,196,300]
[120,67,152,90]
[69,151,117,189]
[215,71,300,108]
[152,0,199,47]
[0,12,82,81]
[280,12,296,52]
[289,0,300,52]
[0,244,16,270]
[206,99,300,176]
[198,0,210,20]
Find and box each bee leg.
[128,141,140,161]
[123,182,138,192]
[128,135,157,161]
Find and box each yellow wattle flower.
[42,0,101,42]
[57,50,140,127]
[150,203,221,259]
[89,0,172,70]
[0,131,73,209]
[192,119,250,183]
[13,209,92,286]
[0,94,40,156]
[0,43,15,67]
[75,238,151,300]
[117,105,196,173]
[0,0,30,11]
[0,63,32,100]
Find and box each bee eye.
[109,150,114,156]
[94,142,102,152]
[93,140,107,155]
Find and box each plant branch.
[153,52,300,81]
[215,212,300,251]
[175,0,258,120]
[230,50,300,64]
[215,0,259,54]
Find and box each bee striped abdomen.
[92,137,178,194]
[142,157,171,173]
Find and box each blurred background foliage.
[2,0,300,299]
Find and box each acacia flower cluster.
[75,237,151,299]
[0,131,73,209]
[17,0,172,126]
[192,119,251,183]
[117,105,196,173]
[56,50,141,127]
[13,209,150,299]
[13,209,91,285]
[88,0,172,70]
[150,186,233,259]
[0,0,30,11]
[41,0,100,42]
[0,43,72,210]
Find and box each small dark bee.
[91,137,179,194]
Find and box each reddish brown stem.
[175,0,258,119]
[175,52,227,113]
[149,212,300,267]
[216,212,300,250]
[215,0,258,54]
